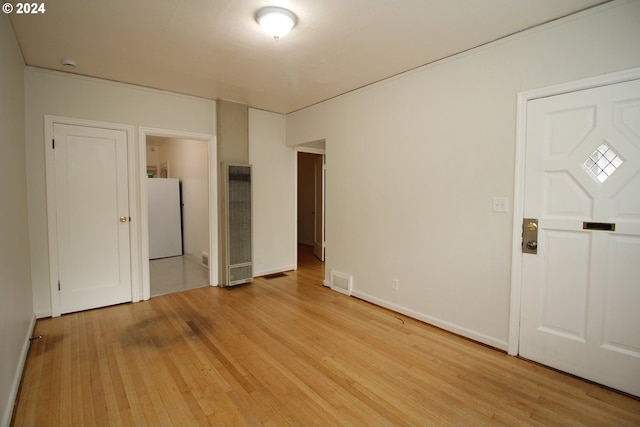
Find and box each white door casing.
[47,121,134,315]
[514,75,640,396]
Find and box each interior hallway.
[295,243,324,279]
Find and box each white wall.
[249,109,296,276]
[0,14,34,427]
[159,138,210,260]
[24,68,216,316]
[286,0,640,349]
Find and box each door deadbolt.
[522,218,538,254]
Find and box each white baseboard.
[351,290,509,352]
[35,310,51,319]
[2,314,36,427]
[254,265,295,277]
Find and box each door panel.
[604,235,640,356]
[520,79,640,396]
[313,154,325,261]
[539,230,590,341]
[54,124,132,314]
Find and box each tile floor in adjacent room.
[149,255,210,297]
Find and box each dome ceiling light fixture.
[255,6,297,39]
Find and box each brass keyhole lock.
[522,218,539,254]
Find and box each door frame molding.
[508,67,640,355]
[138,127,218,300]
[44,115,138,317]
[312,153,326,262]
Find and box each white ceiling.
[9,0,609,114]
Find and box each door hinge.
[57,280,61,291]
[52,139,55,149]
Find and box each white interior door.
[313,154,325,261]
[53,123,132,314]
[520,78,640,396]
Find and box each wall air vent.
[330,269,353,296]
[201,252,209,268]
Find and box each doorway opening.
[146,136,209,296]
[139,128,217,300]
[296,141,325,276]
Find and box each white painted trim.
[507,91,527,356]
[318,154,326,262]
[44,115,137,317]
[1,314,36,427]
[138,127,218,299]
[44,117,60,316]
[128,127,141,303]
[207,132,220,285]
[295,146,325,155]
[508,67,640,356]
[352,290,509,351]
[292,149,298,270]
[254,265,296,277]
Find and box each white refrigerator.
[147,178,183,259]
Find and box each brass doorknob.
[527,222,538,232]
[120,216,127,223]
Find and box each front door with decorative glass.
[519,78,640,397]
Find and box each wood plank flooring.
[12,250,640,426]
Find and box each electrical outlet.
[392,278,399,291]
[492,197,508,213]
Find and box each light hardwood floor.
[12,248,640,426]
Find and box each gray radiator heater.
[221,163,253,286]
